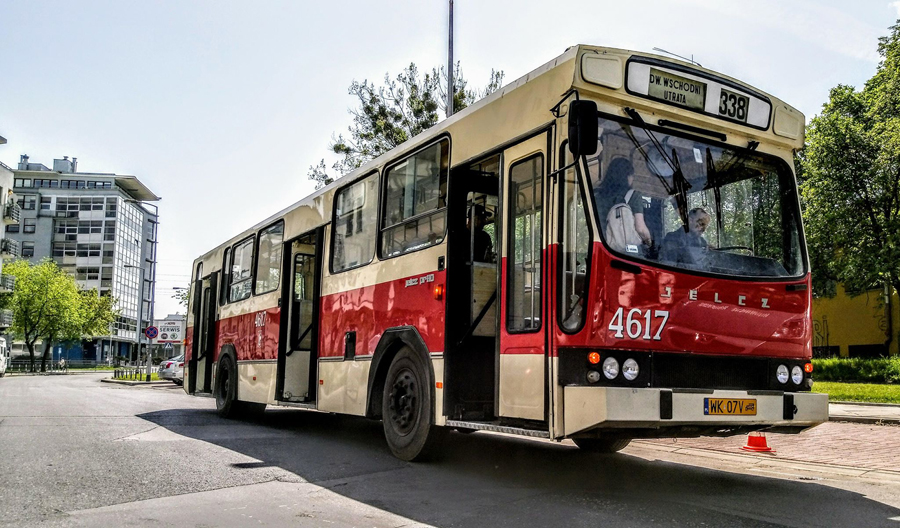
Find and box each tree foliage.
[4,259,118,372]
[173,284,190,310]
[309,62,504,188]
[799,22,900,300]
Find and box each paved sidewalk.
[829,401,900,424]
[639,402,900,475]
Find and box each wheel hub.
[389,369,417,434]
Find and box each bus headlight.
[776,364,789,384]
[622,358,639,381]
[602,357,619,379]
[791,365,803,385]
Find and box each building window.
[40,197,51,210]
[255,222,284,294]
[6,224,19,233]
[18,195,36,210]
[380,140,449,258]
[23,218,36,234]
[228,238,254,302]
[22,242,34,257]
[332,173,378,272]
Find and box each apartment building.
[8,155,160,362]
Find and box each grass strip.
[812,381,900,404]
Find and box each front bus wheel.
[382,347,443,461]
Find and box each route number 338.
[608,307,670,340]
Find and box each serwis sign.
[647,67,706,111]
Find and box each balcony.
[0,274,14,292]
[0,239,19,258]
[3,201,20,224]
[0,309,13,328]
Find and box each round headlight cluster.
[587,355,640,383]
[776,364,805,385]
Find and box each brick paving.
[639,421,900,472]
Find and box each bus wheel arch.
[366,327,434,420]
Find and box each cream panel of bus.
[317,359,371,416]
[320,244,447,297]
[237,361,278,404]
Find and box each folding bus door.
[498,133,550,421]
[277,230,321,403]
[189,272,218,394]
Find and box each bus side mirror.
[568,100,598,157]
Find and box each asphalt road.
[1,373,898,527]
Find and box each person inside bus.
[660,207,711,263]
[594,158,652,248]
[467,204,494,263]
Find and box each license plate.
[704,398,757,416]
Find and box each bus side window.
[380,139,449,258]
[229,238,254,302]
[332,173,378,272]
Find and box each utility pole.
[447,0,454,118]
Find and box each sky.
[1,0,898,317]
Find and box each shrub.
[812,356,900,383]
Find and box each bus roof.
[193,44,804,265]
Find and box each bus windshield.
[587,115,804,278]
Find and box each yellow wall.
[812,285,900,357]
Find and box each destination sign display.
[624,59,772,130]
[647,68,706,111]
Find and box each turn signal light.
[434,284,444,300]
[804,362,813,373]
[588,352,601,364]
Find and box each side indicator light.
[252,376,257,381]
[319,379,324,385]
[436,382,443,389]
[434,284,444,300]
[804,363,813,373]
[588,352,601,364]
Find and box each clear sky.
[1,0,898,317]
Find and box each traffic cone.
[741,432,775,453]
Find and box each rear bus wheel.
[382,348,443,461]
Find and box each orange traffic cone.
[742,432,775,453]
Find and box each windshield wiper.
[670,149,692,230]
[623,108,692,228]
[622,108,674,195]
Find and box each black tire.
[173,379,183,386]
[215,355,239,418]
[573,437,631,453]
[382,347,443,461]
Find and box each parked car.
[158,354,184,385]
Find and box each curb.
[100,378,172,386]
[831,400,900,408]
[828,416,900,426]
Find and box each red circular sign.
[145,326,159,339]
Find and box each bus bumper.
[563,386,829,437]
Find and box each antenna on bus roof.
[652,47,702,68]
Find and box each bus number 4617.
[608,308,669,340]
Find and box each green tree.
[173,284,190,310]
[309,62,503,188]
[4,259,117,372]
[800,22,900,303]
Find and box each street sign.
[145,326,159,339]
[165,342,173,350]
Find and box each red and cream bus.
[185,45,828,460]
